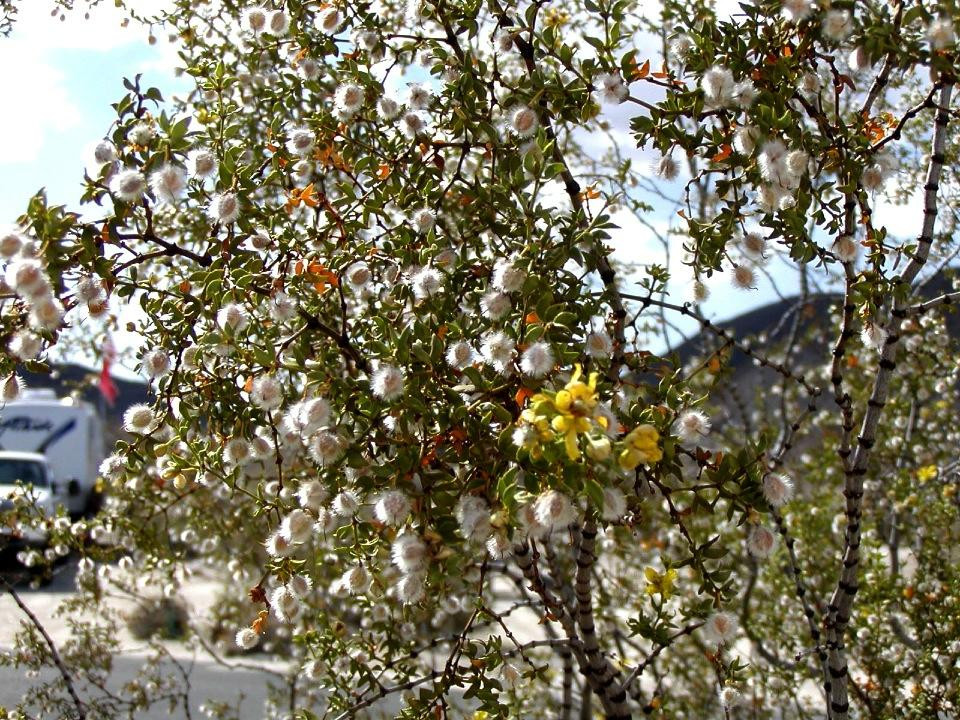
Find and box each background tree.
[1,0,959,718]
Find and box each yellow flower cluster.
[520,365,606,461]
[619,424,662,470]
[543,7,570,26]
[516,365,662,469]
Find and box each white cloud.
[9,0,161,52]
[873,189,924,240]
[0,1,170,167]
[0,54,78,164]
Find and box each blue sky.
[0,2,181,377]
[0,3,182,226]
[0,3,921,377]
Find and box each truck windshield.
[0,460,48,488]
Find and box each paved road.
[0,558,448,719]
[0,657,275,719]
[1,558,277,719]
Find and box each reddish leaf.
[711,144,733,163]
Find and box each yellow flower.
[554,364,600,415]
[515,406,554,460]
[513,365,610,461]
[917,465,938,482]
[543,7,570,26]
[551,365,603,459]
[618,423,662,470]
[551,413,592,460]
[644,566,677,598]
[519,365,602,460]
[519,407,552,436]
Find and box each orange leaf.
[449,427,467,448]
[306,263,339,293]
[376,163,391,180]
[243,376,254,393]
[295,260,304,275]
[578,184,601,201]
[711,144,733,163]
[436,324,448,339]
[251,609,269,634]
[782,45,793,57]
[515,386,534,408]
[652,62,669,79]
[632,58,650,80]
[524,311,540,324]
[420,447,438,467]
[286,184,318,212]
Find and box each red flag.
[99,336,118,406]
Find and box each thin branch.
[823,82,954,720]
[331,669,445,720]
[906,290,960,316]
[4,578,87,720]
[620,292,822,397]
[617,621,704,697]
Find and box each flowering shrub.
[1,0,959,719]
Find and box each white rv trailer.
[0,389,105,516]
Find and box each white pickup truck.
[0,451,60,548]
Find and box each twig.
[617,621,704,697]
[906,290,960,316]
[3,578,87,720]
[619,292,822,398]
[823,82,954,720]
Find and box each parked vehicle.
[0,451,59,546]
[0,389,105,517]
